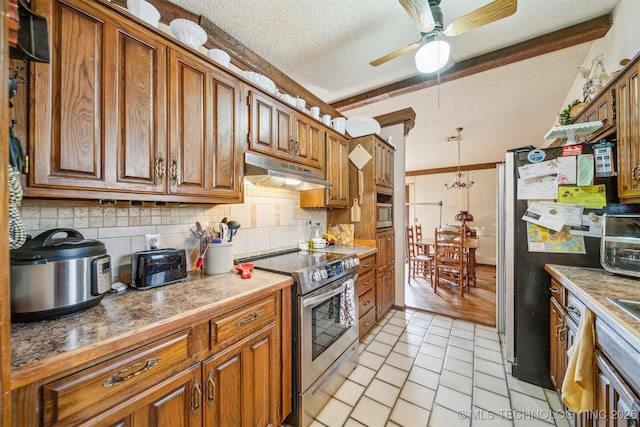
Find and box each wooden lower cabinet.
[548,277,640,427]
[12,288,290,427]
[203,325,278,427]
[79,365,203,427]
[375,230,395,319]
[356,253,376,340]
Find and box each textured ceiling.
[164,0,624,170]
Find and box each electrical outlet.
[145,234,161,250]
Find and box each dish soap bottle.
[307,221,314,250]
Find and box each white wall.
[553,0,640,142]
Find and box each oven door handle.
[302,284,345,308]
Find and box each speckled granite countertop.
[316,244,377,258]
[10,269,292,384]
[545,264,640,352]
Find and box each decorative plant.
[559,99,582,125]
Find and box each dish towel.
[339,279,356,327]
[561,307,596,413]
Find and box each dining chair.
[433,226,467,297]
[406,226,433,283]
[414,224,429,256]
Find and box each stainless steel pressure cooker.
[10,228,112,322]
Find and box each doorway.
[404,184,496,327]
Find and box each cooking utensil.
[350,198,361,222]
[196,242,209,268]
[235,262,254,279]
[227,221,241,242]
[220,223,229,242]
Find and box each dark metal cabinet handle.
[191,377,202,417]
[102,357,161,387]
[549,285,560,294]
[566,305,581,318]
[170,156,178,186]
[206,371,216,408]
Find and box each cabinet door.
[326,132,349,207]
[103,22,167,194]
[30,0,107,189]
[549,298,566,393]
[376,265,395,319]
[248,91,293,161]
[617,63,640,202]
[595,352,640,427]
[203,326,278,427]
[293,115,325,170]
[167,48,209,196]
[376,230,394,269]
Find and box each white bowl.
[208,49,230,67]
[169,19,207,50]
[127,0,161,27]
[346,115,381,137]
[241,71,276,94]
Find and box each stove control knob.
[320,269,328,279]
[312,270,322,282]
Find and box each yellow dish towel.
[561,307,596,413]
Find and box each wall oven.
[237,249,360,427]
[376,202,393,229]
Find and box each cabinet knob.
[155,154,165,185]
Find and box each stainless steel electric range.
[236,249,360,427]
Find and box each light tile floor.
[309,309,572,427]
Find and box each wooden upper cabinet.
[25,0,243,203]
[30,0,107,189]
[248,90,325,171]
[167,47,243,200]
[325,131,349,207]
[617,57,640,203]
[103,20,167,194]
[293,114,324,170]
[374,139,394,191]
[572,87,616,142]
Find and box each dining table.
[417,236,479,285]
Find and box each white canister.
[310,106,320,118]
[204,242,233,275]
[331,117,346,134]
[322,114,332,126]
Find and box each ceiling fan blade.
[399,0,435,33]
[443,0,517,37]
[370,41,422,67]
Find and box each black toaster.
[131,248,187,290]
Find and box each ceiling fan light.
[415,39,450,73]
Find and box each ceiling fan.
[370,0,517,72]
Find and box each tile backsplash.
[19,185,326,282]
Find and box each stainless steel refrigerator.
[496,144,639,388]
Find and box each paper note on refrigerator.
[517,175,558,200]
[522,202,583,231]
[577,154,594,186]
[570,214,604,237]
[526,223,586,254]
[518,160,558,180]
[556,156,577,185]
[558,184,607,209]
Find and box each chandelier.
[444,127,474,190]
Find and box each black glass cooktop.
[235,249,345,275]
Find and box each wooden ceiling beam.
[331,14,612,111]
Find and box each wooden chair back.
[433,226,466,297]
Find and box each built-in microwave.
[376,203,393,229]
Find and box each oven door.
[299,273,358,392]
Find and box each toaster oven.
[601,214,640,278]
[131,248,187,290]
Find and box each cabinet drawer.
[211,295,276,350]
[566,292,586,324]
[358,287,375,317]
[549,278,565,305]
[358,268,375,296]
[43,329,191,426]
[358,254,376,275]
[359,305,377,341]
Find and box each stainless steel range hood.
[244,152,332,191]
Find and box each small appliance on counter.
[601,214,640,277]
[10,228,112,322]
[131,248,187,290]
